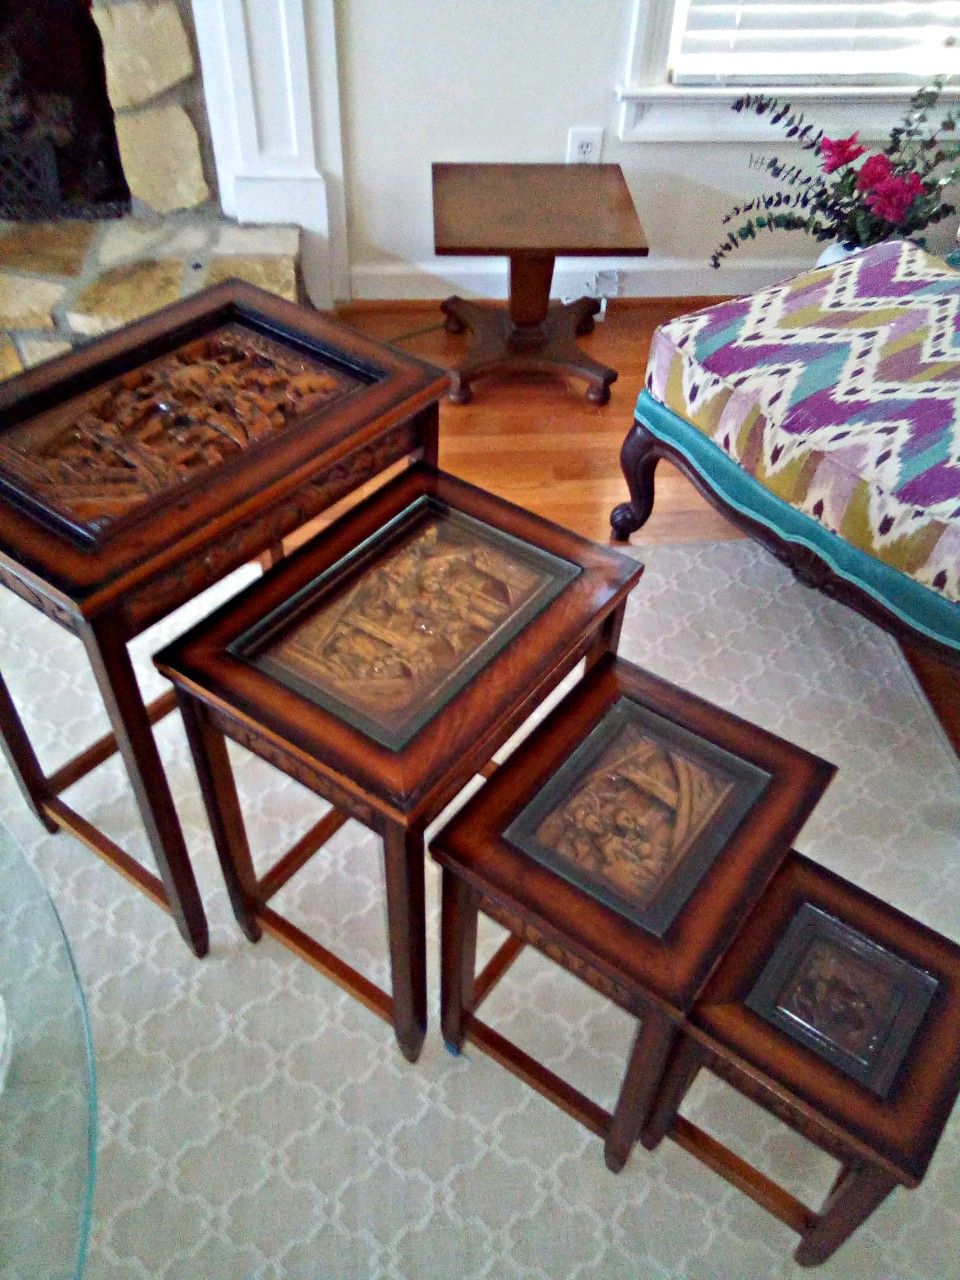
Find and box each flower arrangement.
[712,80,960,267]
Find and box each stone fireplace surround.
[93,0,214,216]
[0,0,346,375]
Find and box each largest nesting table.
[0,281,447,956]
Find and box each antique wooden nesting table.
[0,282,447,957]
[432,656,834,1169]
[155,464,642,1062]
[641,852,960,1266]
[432,163,648,404]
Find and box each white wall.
[333,0,955,301]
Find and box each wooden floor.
[337,298,958,754]
[336,297,733,546]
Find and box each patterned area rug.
[0,540,957,1280]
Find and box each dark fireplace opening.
[0,0,130,220]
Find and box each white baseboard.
[348,254,812,302]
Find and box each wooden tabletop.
[0,282,446,618]
[431,655,834,1009]
[432,162,648,259]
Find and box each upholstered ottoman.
[611,240,960,662]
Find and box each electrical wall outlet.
[566,126,603,164]
[595,269,621,297]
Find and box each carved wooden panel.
[0,323,362,544]
[505,696,770,937]
[746,903,939,1097]
[232,498,578,750]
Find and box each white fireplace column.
[190,0,349,309]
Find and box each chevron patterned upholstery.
[646,240,960,606]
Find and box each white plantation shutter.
[669,0,960,85]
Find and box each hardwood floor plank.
[336,297,740,548]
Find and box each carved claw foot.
[444,313,466,334]
[586,381,612,406]
[610,501,642,541]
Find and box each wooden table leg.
[440,868,479,1054]
[82,620,209,957]
[639,1033,706,1151]
[794,1163,898,1267]
[509,255,555,326]
[383,824,428,1063]
[610,420,662,541]
[585,600,626,671]
[177,693,262,944]
[605,1003,678,1172]
[0,669,57,832]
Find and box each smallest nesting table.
[156,464,641,1063]
[641,852,960,1267]
[433,655,833,1170]
[432,163,648,404]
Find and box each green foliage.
[712,80,960,268]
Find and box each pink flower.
[865,171,927,224]
[855,152,894,191]
[820,132,867,173]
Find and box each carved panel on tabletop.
[746,902,939,1097]
[505,696,770,937]
[0,323,362,543]
[231,498,578,750]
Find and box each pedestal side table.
[432,163,648,404]
[155,464,642,1061]
[0,281,446,956]
[432,655,834,1168]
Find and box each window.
[618,0,960,142]
[670,0,960,87]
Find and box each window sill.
[616,83,960,144]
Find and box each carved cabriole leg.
[794,1163,898,1267]
[0,669,57,831]
[176,693,262,944]
[382,823,428,1063]
[610,420,662,541]
[604,1004,679,1172]
[81,619,208,957]
[440,868,479,1054]
[639,1032,706,1150]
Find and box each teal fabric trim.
[634,390,959,652]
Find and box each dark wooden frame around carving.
[154,464,643,1062]
[432,655,834,1169]
[0,280,448,957]
[640,852,960,1267]
[610,418,960,669]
